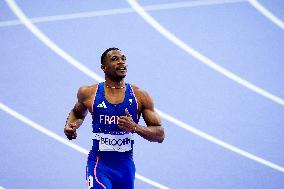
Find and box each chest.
[104,89,125,104]
[95,86,140,119]
[87,83,142,116]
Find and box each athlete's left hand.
[118,109,137,132]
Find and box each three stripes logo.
[97,101,107,109]
[97,99,133,108]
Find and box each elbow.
[158,137,164,143]
[158,134,165,143]
[157,128,165,143]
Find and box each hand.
[64,122,77,140]
[118,109,137,133]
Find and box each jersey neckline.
[102,82,128,106]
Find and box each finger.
[125,108,131,117]
[69,123,77,129]
[65,127,76,132]
[119,116,126,119]
[118,119,126,125]
[64,128,74,134]
[65,127,74,131]
[68,132,77,139]
[119,116,129,122]
[67,134,73,140]
[65,131,74,137]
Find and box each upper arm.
[140,90,162,127]
[72,86,89,118]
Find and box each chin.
[119,74,127,79]
[117,72,127,78]
[116,71,127,77]
[114,74,126,81]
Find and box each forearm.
[65,110,85,129]
[135,125,165,143]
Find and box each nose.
[118,58,126,65]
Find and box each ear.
[101,64,105,71]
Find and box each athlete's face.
[102,50,128,80]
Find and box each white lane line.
[4,0,284,174]
[0,102,170,189]
[155,109,284,173]
[126,0,284,107]
[0,7,132,27]
[0,0,246,27]
[4,3,169,188]
[4,0,103,82]
[248,0,284,30]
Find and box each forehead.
[106,50,125,58]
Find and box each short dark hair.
[101,47,121,65]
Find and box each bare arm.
[64,87,89,140]
[118,90,165,143]
[137,91,164,143]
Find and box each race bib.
[93,132,133,152]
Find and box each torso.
[84,82,140,158]
[82,83,143,115]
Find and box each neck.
[105,78,125,89]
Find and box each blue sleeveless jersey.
[90,82,139,160]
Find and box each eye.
[122,56,127,61]
[111,56,117,61]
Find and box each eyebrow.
[111,55,126,58]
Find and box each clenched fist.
[64,122,78,140]
[118,109,137,133]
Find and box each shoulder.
[130,84,148,97]
[130,84,154,108]
[77,83,98,102]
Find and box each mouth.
[116,66,127,72]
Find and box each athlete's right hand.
[64,123,77,140]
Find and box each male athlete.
[64,47,165,189]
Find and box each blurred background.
[1,0,284,188]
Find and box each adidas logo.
[97,101,107,109]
